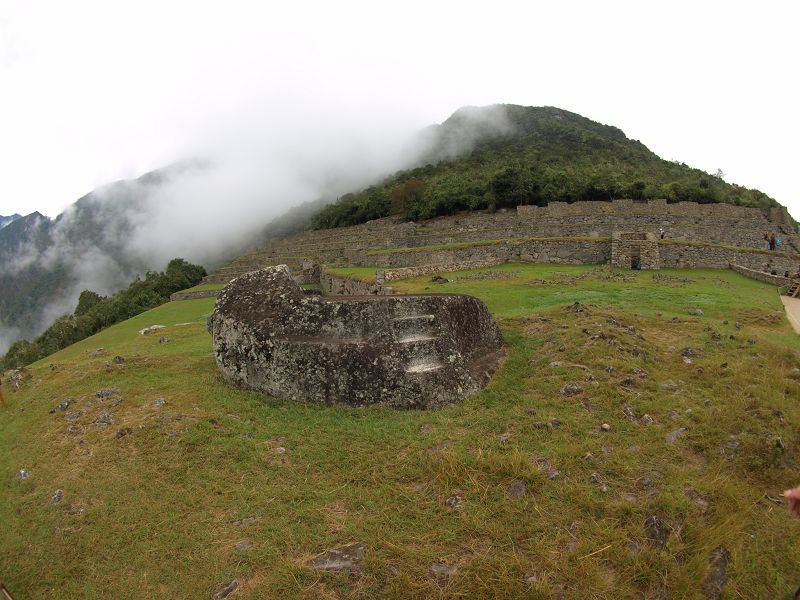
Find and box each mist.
[0,89,513,353]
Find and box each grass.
[2,264,800,598]
[176,282,226,294]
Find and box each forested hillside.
[312,105,779,229]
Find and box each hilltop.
[311,105,781,228]
[2,264,800,598]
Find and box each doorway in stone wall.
[630,248,641,269]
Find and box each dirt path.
[781,295,800,334]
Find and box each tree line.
[0,258,206,370]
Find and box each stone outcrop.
[207,266,504,409]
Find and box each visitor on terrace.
[770,232,777,251]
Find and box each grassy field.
[2,264,800,599]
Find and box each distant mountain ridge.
[0,214,21,229]
[311,104,785,229]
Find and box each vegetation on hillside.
[312,105,778,229]
[0,258,205,370]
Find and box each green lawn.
[2,264,799,598]
[175,282,226,294]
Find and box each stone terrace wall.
[377,259,504,283]
[319,268,390,296]
[659,242,800,273]
[358,238,611,269]
[729,263,791,286]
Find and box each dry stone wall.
[729,263,792,286]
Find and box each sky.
[0,0,799,219]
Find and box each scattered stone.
[498,432,511,444]
[49,398,75,414]
[212,579,238,599]
[154,398,165,407]
[641,414,654,425]
[91,348,105,357]
[16,469,30,480]
[115,427,133,439]
[632,367,648,379]
[666,427,687,444]
[581,397,593,412]
[49,363,60,370]
[623,404,636,420]
[547,470,560,480]
[621,376,636,387]
[430,275,449,284]
[96,388,119,398]
[685,487,710,511]
[525,407,537,415]
[209,418,219,426]
[561,382,583,396]
[112,355,125,365]
[600,423,611,432]
[660,382,679,391]
[584,373,595,382]
[599,484,609,494]
[621,493,638,503]
[51,489,63,504]
[429,562,457,584]
[66,425,81,435]
[558,345,565,352]
[96,411,113,424]
[605,366,614,373]
[65,411,82,421]
[445,494,465,508]
[507,480,527,499]
[704,399,712,406]
[139,324,166,335]
[747,338,756,345]
[711,331,722,341]
[308,543,365,572]
[275,447,286,454]
[419,423,432,433]
[701,546,731,599]
[644,515,672,549]
[589,472,602,484]
[533,422,551,430]
[687,308,704,316]
[775,437,786,450]
[428,439,454,454]
[159,336,170,344]
[682,347,701,359]
[582,452,594,460]
[234,541,252,551]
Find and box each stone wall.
[729,263,791,286]
[377,259,504,283]
[358,238,611,269]
[659,242,800,273]
[169,289,220,301]
[208,266,504,409]
[319,268,390,296]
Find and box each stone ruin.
[611,231,660,269]
[207,266,504,409]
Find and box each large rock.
[208,266,504,409]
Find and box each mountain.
[0,163,243,354]
[0,214,21,229]
[311,104,783,228]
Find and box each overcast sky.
[1,0,798,219]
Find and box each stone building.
[611,231,660,269]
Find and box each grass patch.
[176,282,226,294]
[2,265,800,598]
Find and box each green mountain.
[311,104,781,229]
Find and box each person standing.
[770,232,777,251]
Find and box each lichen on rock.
[207,265,504,409]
